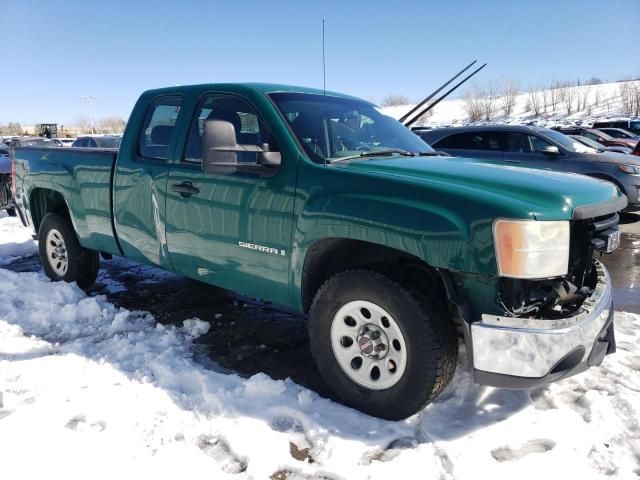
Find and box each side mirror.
[257,143,281,166]
[202,119,239,174]
[201,120,281,173]
[540,145,560,156]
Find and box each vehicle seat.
[290,114,326,157]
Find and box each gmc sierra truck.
[12,83,625,419]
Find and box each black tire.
[6,207,17,217]
[309,269,457,420]
[38,213,99,289]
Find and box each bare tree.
[98,116,126,134]
[0,122,23,135]
[499,78,519,116]
[74,115,93,134]
[560,84,579,115]
[526,88,544,116]
[479,82,498,121]
[592,87,601,108]
[380,94,410,107]
[578,85,592,111]
[548,80,561,110]
[620,80,640,116]
[463,90,483,122]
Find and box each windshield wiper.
[416,151,442,156]
[331,149,416,163]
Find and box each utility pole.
[80,96,97,134]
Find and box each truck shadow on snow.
[5,253,533,441]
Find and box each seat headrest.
[150,125,174,145]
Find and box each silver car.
[418,125,640,211]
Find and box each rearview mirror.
[540,145,560,156]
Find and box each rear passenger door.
[432,131,505,162]
[113,95,182,270]
[164,93,295,305]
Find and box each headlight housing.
[494,220,570,279]
[617,164,640,175]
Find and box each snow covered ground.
[0,211,639,479]
[383,80,638,129]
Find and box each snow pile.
[0,210,37,265]
[0,217,639,479]
[383,81,637,129]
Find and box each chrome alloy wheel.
[45,228,68,277]
[330,300,407,390]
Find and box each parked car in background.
[568,135,633,154]
[50,138,76,147]
[553,127,637,150]
[8,137,58,148]
[71,135,122,148]
[592,119,640,136]
[596,127,639,141]
[0,145,16,216]
[418,125,640,210]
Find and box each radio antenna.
[322,19,326,95]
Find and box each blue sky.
[1,0,638,124]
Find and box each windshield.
[569,135,602,150]
[270,92,434,162]
[542,129,597,153]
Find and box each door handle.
[504,159,521,164]
[171,181,200,198]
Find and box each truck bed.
[14,147,121,255]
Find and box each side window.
[527,135,552,153]
[139,96,182,160]
[435,131,504,151]
[89,138,97,148]
[184,94,277,166]
[434,132,477,149]
[505,132,532,153]
[583,132,600,142]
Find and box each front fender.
[289,186,497,309]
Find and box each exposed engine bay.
[498,213,620,319]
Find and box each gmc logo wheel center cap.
[357,325,389,359]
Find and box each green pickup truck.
[12,83,625,419]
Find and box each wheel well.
[301,238,447,313]
[29,188,69,233]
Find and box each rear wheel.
[308,269,458,420]
[6,207,16,217]
[38,213,99,289]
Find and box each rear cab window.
[139,95,182,160]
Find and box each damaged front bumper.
[471,260,615,389]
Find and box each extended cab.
[12,84,626,419]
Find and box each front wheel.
[6,207,17,217]
[308,269,458,420]
[38,213,100,289]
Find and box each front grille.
[568,212,619,289]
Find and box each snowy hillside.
[383,81,639,128]
[0,211,639,479]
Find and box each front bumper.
[471,261,615,389]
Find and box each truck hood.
[338,156,623,220]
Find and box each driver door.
[165,94,295,305]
